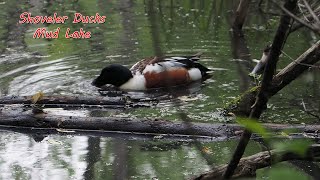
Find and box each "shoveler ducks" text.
[19,12,106,39]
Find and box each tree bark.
[223,0,298,178]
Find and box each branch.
[268,40,320,97]
[193,144,320,179]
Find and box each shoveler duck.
[92,53,211,90]
[250,45,271,75]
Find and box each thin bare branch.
[281,50,320,69]
[302,0,320,24]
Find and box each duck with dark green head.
[92,53,211,90]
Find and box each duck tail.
[192,52,203,57]
[190,52,203,61]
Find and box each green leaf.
[272,139,312,157]
[236,117,269,139]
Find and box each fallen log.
[0,125,218,143]
[193,144,320,179]
[0,113,240,138]
[0,111,319,138]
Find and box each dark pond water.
[0,0,319,179]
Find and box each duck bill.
[92,78,102,87]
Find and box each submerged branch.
[0,95,124,105]
[232,0,251,30]
[0,95,158,108]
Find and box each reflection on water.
[0,0,319,179]
[0,132,88,180]
[0,130,263,179]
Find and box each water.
[0,0,319,179]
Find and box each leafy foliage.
[258,165,311,180]
[236,117,269,139]
[272,139,313,157]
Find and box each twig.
[301,98,307,111]
[281,50,320,69]
[300,98,320,119]
[297,2,311,22]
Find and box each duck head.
[92,64,133,88]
